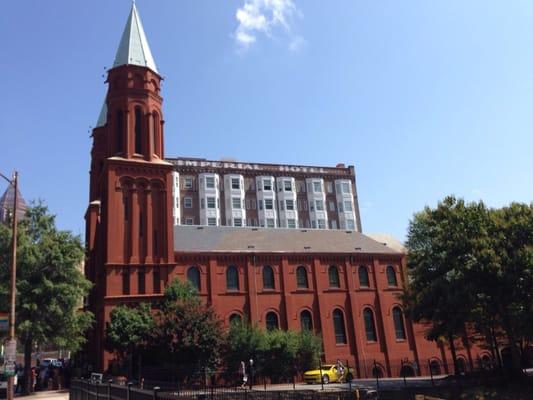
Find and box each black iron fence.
[70,380,363,400]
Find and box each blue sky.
[0,0,532,241]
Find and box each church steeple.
[113,2,158,73]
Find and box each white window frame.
[207,197,216,209]
[232,197,242,209]
[286,199,294,210]
[185,218,194,225]
[184,197,193,208]
[206,176,215,189]
[207,217,217,226]
[231,178,240,190]
[184,178,193,189]
[265,199,273,210]
[284,180,292,191]
[263,179,272,191]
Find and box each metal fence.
[70,380,361,400]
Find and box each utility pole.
[1,171,18,400]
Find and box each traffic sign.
[4,339,16,363]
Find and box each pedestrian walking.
[336,359,345,383]
[240,361,248,388]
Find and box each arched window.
[429,360,441,375]
[400,364,416,377]
[266,312,279,330]
[296,266,308,288]
[456,357,467,375]
[300,310,313,331]
[328,265,340,288]
[187,266,200,291]
[358,266,369,287]
[116,110,124,153]
[153,112,160,157]
[386,266,398,286]
[134,106,143,154]
[226,265,239,291]
[229,313,242,325]
[332,309,347,344]
[392,307,406,340]
[363,308,377,341]
[263,265,275,289]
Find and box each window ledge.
[259,290,282,295]
[224,290,245,295]
[293,289,314,294]
[324,288,347,293]
[356,287,374,292]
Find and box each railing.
[70,380,359,400]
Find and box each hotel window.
[231,178,240,190]
[346,219,355,230]
[265,199,273,210]
[184,197,192,208]
[363,308,377,341]
[184,177,193,189]
[266,218,275,228]
[387,266,398,286]
[326,182,333,193]
[300,310,313,331]
[287,219,296,228]
[232,197,241,209]
[329,201,335,211]
[358,266,370,287]
[328,265,340,288]
[342,182,350,193]
[122,268,130,295]
[315,200,324,211]
[207,218,217,226]
[317,219,326,229]
[138,269,145,295]
[338,202,344,212]
[393,307,406,340]
[296,266,308,288]
[263,179,272,191]
[207,197,216,209]
[344,201,353,212]
[330,220,337,229]
[185,218,194,225]
[226,265,239,291]
[263,265,275,289]
[246,218,251,226]
[311,220,316,229]
[266,312,279,330]
[252,199,257,209]
[313,181,322,193]
[234,218,243,227]
[333,309,347,344]
[187,266,201,291]
[284,180,292,191]
[246,199,250,209]
[286,199,294,210]
[206,176,215,189]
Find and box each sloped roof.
[95,101,107,128]
[174,225,402,255]
[112,3,158,72]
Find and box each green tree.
[0,202,93,394]
[105,303,154,377]
[152,279,226,375]
[405,196,492,375]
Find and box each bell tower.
[85,3,174,370]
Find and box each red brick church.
[85,4,488,377]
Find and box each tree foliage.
[0,202,93,393]
[405,196,533,376]
[225,322,322,382]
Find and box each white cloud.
[234,0,303,50]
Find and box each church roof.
[173,225,403,255]
[95,101,107,128]
[112,2,158,73]
[0,183,28,224]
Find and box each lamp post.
[0,171,18,400]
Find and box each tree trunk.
[448,334,459,376]
[501,312,524,378]
[490,325,503,372]
[23,337,33,395]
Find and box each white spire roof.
[112,2,158,73]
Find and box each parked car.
[303,364,354,384]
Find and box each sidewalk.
[15,390,68,400]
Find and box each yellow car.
[303,364,354,384]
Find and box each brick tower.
[85,3,174,370]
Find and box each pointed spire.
[112,2,158,73]
[0,183,28,224]
[95,100,107,128]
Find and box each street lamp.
[0,171,18,400]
